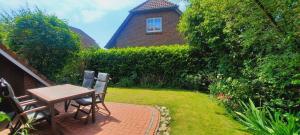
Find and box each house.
[105,0,185,49]
[0,45,52,96]
[70,26,99,48]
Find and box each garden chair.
[0,78,52,135]
[0,78,33,110]
[73,72,111,124]
[0,78,37,130]
[64,70,95,112]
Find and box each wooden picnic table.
[27,84,96,134]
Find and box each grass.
[106,87,248,135]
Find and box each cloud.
[80,10,105,23]
[0,0,141,23]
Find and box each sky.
[0,0,187,48]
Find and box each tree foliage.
[1,8,80,79]
[179,0,299,73]
[179,0,300,113]
[0,24,3,44]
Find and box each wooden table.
[27,84,95,134]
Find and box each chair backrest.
[82,70,95,88]
[0,78,16,98]
[0,78,28,123]
[94,72,109,95]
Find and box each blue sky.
[0,0,187,48]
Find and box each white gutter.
[0,48,51,86]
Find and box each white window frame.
[146,17,162,33]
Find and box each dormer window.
[146,17,162,33]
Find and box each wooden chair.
[0,78,51,135]
[0,78,36,129]
[73,72,111,124]
[64,70,95,112]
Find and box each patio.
[1,102,160,135]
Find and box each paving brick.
[0,102,160,135]
[26,102,159,135]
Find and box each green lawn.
[106,87,248,135]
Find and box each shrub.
[209,75,300,114]
[254,53,300,90]
[209,76,253,111]
[55,55,86,85]
[115,77,136,87]
[2,8,80,80]
[291,74,300,87]
[181,0,300,115]
[57,45,208,90]
[179,72,211,90]
[0,24,4,44]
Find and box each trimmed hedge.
[57,45,207,89]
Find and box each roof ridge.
[130,0,150,12]
[130,0,178,13]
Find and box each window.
[146,17,162,33]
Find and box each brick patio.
[1,102,160,135]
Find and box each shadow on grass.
[109,86,210,94]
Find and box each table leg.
[64,100,71,112]
[92,92,95,123]
[50,104,58,135]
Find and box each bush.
[209,76,254,111]
[115,77,136,87]
[0,24,4,44]
[2,8,80,80]
[180,0,300,115]
[291,74,300,87]
[209,75,300,114]
[57,45,208,90]
[55,54,86,85]
[179,72,212,90]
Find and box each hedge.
[57,45,207,90]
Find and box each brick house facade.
[105,0,185,48]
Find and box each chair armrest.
[20,106,48,116]
[96,93,105,97]
[19,99,39,106]
[16,95,31,100]
[97,93,106,101]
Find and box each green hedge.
[57,45,208,90]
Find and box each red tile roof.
[70,27,98,48]
[131,0,177,12]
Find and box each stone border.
[155,106,172,135]
[145,107,158,135]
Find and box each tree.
[179,0,299,78]
[0,24,3,44]
[178,0,300,113]
[4,8,80,79]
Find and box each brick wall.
[24,73,43,90]
[115,10,185,48]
